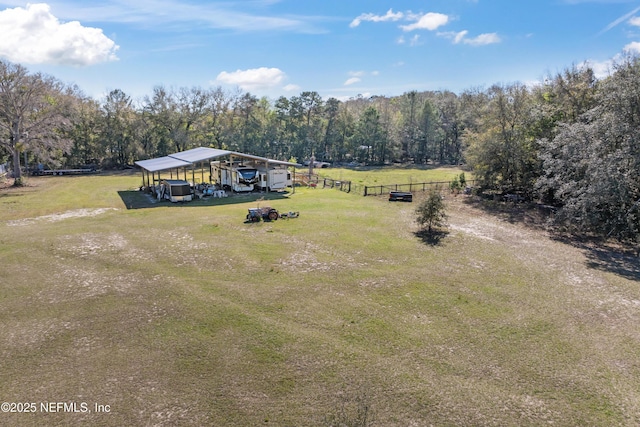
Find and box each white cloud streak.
[350,8,403,28]
[215,67,287,90]
[351,9,450,32]
[16,0,322,33]
[400,12,449,31]
[0,3,119,66]
[438,30,501,46]
[597,6,640,35]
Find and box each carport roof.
[134,156,192,173]
[170,147,231,163]
[135,147,300,172]
[229,151,300,167]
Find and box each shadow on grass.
[117,190,292,210]
[465,196,640,280]
[552,234,640,281]
[462,196,552,230]
[414,229,449,246]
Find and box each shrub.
[416,189,447,233]
[459,172,466,188]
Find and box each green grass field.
[1,170,639,426]
[313,165,469,187]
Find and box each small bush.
[459,172,466,188]
[416,189,447,233]
[449,176,460,194]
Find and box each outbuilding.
[135,147,300,198]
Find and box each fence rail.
[322,177,352,193]
[296,171,473,197]
[363,180,475,196]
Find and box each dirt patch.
[6,208,118,226]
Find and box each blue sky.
[1,0,640,101]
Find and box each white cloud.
[215,67,286,90]
[398,34,422,46]
[409,34,422,46]
[40,0,321,34]
[624,41,640,54]
[452,30,468,44]
[350,8,403,28]
[0,3,118,66]
[345,71,379,85]
[438,30,501,46]
[283,83,300,92]
[597,6,640,35]
[579,59,614,80]
[400,12,449,31]
[463,32,501,46]
[629,16,640,27]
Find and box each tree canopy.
[0,60,74,185]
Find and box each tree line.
[1,57,639,241]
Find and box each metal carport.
[135,147,299,193]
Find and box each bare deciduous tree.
[0,60,73,185]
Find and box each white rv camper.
[255,165,292,191]
[211,161,259,192]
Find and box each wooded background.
[1,56,639,241]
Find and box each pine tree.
[416,189,447,233]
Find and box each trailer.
[255,165,292,191]
[158,179,193,202]
[31,167,99,176]
[211,161,259,192]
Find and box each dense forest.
[1,57,639,242]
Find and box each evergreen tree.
[416,190,447,233]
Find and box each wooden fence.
[295,172,473,197]
[363,180,476,197]
[322,177,352,193]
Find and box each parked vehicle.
[212,160,292,192]
[255,165,292,191]
[246,207,279,222]
[158,179,192,202]
[212,161,259,192]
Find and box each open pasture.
[314,165,468,187]
[0,170,639,426]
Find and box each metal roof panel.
[134,156,192,172]
[170,147,231,163]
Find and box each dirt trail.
[6,208,117,226]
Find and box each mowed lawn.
[1,170,639,426]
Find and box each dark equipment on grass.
[246,207,280,222]
[279,211,300,219]
[389,191,413,202]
